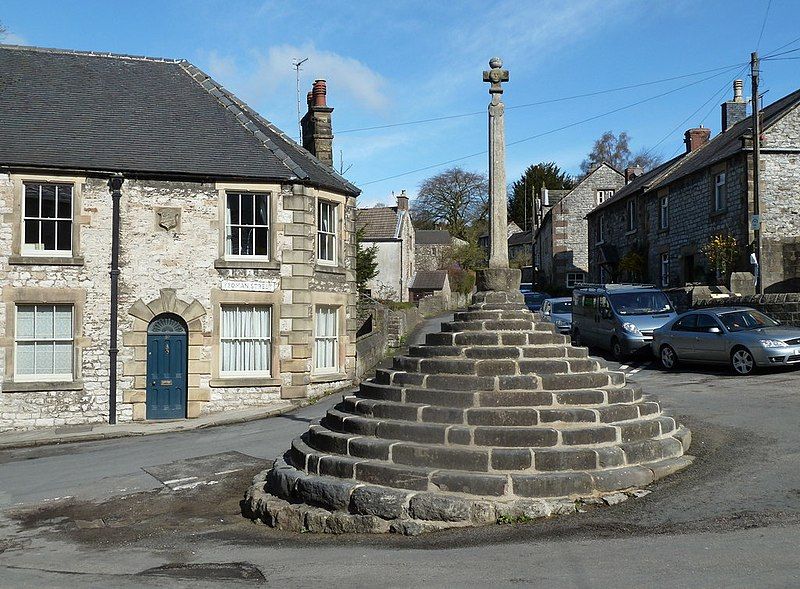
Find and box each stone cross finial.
[483,57,509,96]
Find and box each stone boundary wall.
[694,292,800,326]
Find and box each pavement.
[1,317,800,587]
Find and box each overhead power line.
[763,34,800,57]
[358,65,743,186]
[338,62,746,135]
[756,0,772,51]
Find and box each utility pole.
[292,57,309,142]
[523,176,528,232]
[751,51,763,294]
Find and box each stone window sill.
[9,255,85,266]
[658,227,669,235]
[214,258,280,271]
[209,377,282,388]
[625,229,637,236]
[710,209,728,219]
[3,379,84,393]
[310,372,348,384]
[315,265,346,276]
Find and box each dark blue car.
[523,291,550,312]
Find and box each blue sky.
[2,1,798,206]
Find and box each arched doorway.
[146,314,188,419]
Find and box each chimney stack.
[625,165,644,184]
[684,127,711,153]
[301,79,334,167]
[396,190,409,211]
[721,79,747,132]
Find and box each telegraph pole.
[751,51,763,294]
[292,57,309,141]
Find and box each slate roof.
[409,271,448,291]
[589,86,800,215]
[0,44,359,195]
[415,230,453,245]
[509,230,533,246]
[356,207,402,240]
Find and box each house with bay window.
[0,45,359,431]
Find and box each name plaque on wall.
[221,279,279,292]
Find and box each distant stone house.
[408,271,451,302]
[535,163,624,288]
[356,193,415,301]
[0,45,360,432]
[414,230,467,272]
[587,82,800,293]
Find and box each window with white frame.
[660,253,670,287]
[597,215,605,243]
[23,183,73,255]
[220,305,271,375]
[225,192,269,258]
[596,189,615,205]
[317,201,337,264]
[714,172,726,211]
[15,304,73,380]
[314,306,339,372]
[659,195,669,230]
[626,199,637,232]
[566,272,585,288]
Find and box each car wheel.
[572,329,582,347]
[730,347,755,375]
[611,337,625,362]
[659,344,678,370]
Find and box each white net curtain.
[221,305,271,374]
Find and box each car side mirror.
[708,327,722,334]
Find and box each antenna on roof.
[292,57,309,142]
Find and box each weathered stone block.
[349,485,408,519]
[409,493,471,522]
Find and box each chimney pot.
[733,79,744,102]
[306,91,313,106]
[312,79,327,107]
[684,127,711,153]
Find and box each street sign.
[750,214,761,230]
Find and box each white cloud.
[205,43,389,113]
[1,32,28,46]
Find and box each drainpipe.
[108,175,124,424]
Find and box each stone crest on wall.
[154,207,181,232]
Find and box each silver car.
[538,297,572,334]
[652,307,800,375]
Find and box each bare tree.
[410,167,488,240]
[579,131,661,176]
[0,22,7,38]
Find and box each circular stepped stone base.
[243,289,694,535]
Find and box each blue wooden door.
[146,315,187,420]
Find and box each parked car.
[652,307,800,375]
[523,291,550,312]
[538,297,572,334]
[571,284,677,360]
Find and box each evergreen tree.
[508,162,575,229]
[355,227,378,292]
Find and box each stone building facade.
[356,193,415,301]
[414,230,467,272]
[587,83,800,293]
[0,45,359,431]
[535,163,624,289]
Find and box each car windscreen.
[552,301,572,314]
[608,291,672,316]
[524,293,546,303]
[718,310,778,332]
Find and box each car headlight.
[622,322,643,336]
[554,319,569,327]
[760,339,788,348]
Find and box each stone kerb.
[122,288,209,420]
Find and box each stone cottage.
[414,230,467,272]
[355,193,415,301]
[408,270,451,302]
[0,45,360,431]
[535,163,624,289]
[587,82,800,292]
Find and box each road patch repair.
[143,451,266,491]
[244,279,694,535]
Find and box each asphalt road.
[1,324,799,588]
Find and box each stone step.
[407,344,588,361]
[453,310,533,322]
[342,396,664,427]
[293,426,684,479]
[425,330,569,347]
[540,371,626,390]
[321,407,675,449]
[441,320,536,333]
[391,356,601,376]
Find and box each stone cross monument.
[484,57,510,269]
[478,57,520,292]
